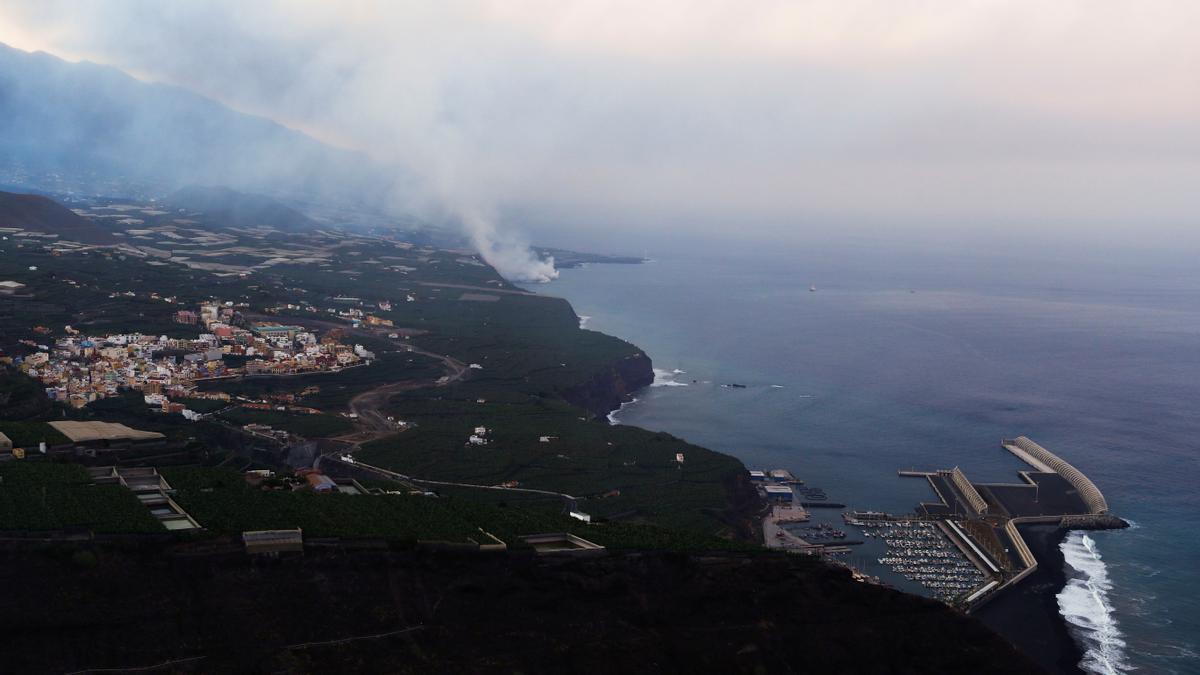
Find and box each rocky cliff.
[561,350,654,419]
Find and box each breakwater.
[1003,437,1108,514]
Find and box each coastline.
[974,525,1085,675]
[561,349,654,419]
[545,264,1092,673]
[587,337,1084,670]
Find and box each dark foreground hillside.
[0,545,1040,674]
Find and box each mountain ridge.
[167,185,320,232]
[0,42,403,208]
[0,190,116,244]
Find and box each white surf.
[607,397,639,425]
[1058,532,1130,675]
[651,368,689,387]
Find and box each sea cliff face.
[562,350,654,419]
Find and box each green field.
[356,397,745,534]
[0,370,54,420]
[0,462,163,533]
[162,466,753,551]
[176,397,230,414]
[0,420,71,446]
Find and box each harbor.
[755,470,860,556]
[755,436,1124,610]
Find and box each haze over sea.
[540,241,1200,675]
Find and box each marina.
[754,437,1123,610]
[858,519,988,602]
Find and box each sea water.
[538,248,1200,674]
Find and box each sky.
[1,1,1198,262]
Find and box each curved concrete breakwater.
[1004,436,1109,515]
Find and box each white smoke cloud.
[461,207,558,283]
[3,0,1200,252]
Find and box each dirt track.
[346,344,469,435]
[240,312,470,445]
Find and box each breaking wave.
[578,315,591,329]
[651,368,689,387]
[1058,532,1130,674]
[607,397,639,425]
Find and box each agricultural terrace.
[0,462,163,533]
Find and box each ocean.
[538,248,1200,675]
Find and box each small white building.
[468,426,489,446]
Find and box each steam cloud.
[461,208,558,283]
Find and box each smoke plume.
[4,1,1200,254]
[461,207,558,283]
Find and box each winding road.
[245,312,579,512]
[345,343,470,435]
[242,311,469,439]
[319,454,579,513]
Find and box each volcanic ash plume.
[461,208,558,283]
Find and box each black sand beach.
[975,525,1085,675]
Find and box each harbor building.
[764,485,794,502]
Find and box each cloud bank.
[1,1,1199,257]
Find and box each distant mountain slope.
[0,190,115,244]
[168,186,318,231]
[0,43,402,207]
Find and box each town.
[14,301,373,413]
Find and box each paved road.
[416,281,535,296]
[319,454,578,513]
